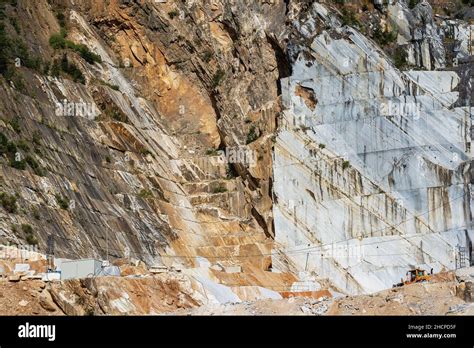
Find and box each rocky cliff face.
[0,0,472,296]
[0,0,293,290]
[272,0,474,294]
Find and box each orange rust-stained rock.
[295,85,317,110]
[430,271,456,283]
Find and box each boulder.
[8,275,21,282]
[14,264,30,273]
[39,290,59,312]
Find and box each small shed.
[61,258,102,280]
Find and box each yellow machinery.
[404,268,431,285]
[393,268,432,287]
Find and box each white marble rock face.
[272,16,473,295]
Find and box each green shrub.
[373,27,397,47]
[6,141,16,155]
[0,23,9,74]
[206,148,220,156]
[49,32,102,64]
[140,149,152,157]
[50,59,60,77]
[0,137,20,168]
[8,37,43,70]
[49,32,66,49]
[202,50,212,63]
[212,69,225,88]
[21,223,32,235]
[55,194,69,209]
[342,160,350,170]
[9,159,25,170]
[246,125,258,144]
[226,164,237,179]
[32,131,41,146]
[393,47,408,69]
[17,139,29,152]
[56,12,66,28]
[9,16,19,33]
[58,54,85,84]
[100,80,120,91]
[0,23,43,76]
[341,8,359,27]
[108,107,128,123]
[168,10,179,19]
[138,188,153,199]
[11,72,27,93]
[22,224,38,245]
[25,234,38,245]
[32,207,40,220]
[25,155,46,176]
[72,42,102,64]
[409,0,420,9]
[0,192,17,213]
[42,61,50,75]
[9,118,21,133]
[212,185,227,194]
[0,132,8,153]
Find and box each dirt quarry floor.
[0,280,57,315]
[1,267,473,315]
[176,281,473,316]
[328,280,472,315]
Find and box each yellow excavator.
[393,268,432,287]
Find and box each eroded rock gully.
[0,0,472,305]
